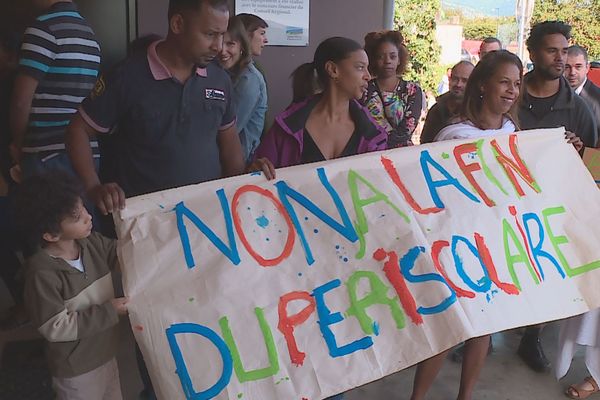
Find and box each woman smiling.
[435,50,523,142]
[219,16,267,163]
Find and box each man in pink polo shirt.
[66,0,246,214]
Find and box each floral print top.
[364,79,424,148]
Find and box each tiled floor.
[0,275,588,400]
[346,326,581,400]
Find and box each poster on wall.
[115,128,600,399]
[235,0,309,46]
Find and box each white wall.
[436,24,463,65]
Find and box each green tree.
[441,7,464,20]
[463,17,497,40]
[394,0,442,92]
[531,0,600,60]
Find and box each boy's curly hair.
[12,171,83,247]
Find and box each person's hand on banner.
[566,131,584,153]
[247,157,276,180]
[89,182,126,215]
[9,164,22,184]
[111,297,129,315]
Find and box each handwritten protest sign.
[584,147,600,188]
[115,128,600,400]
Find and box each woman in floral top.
[363,30,424,148]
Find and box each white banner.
[235,0,309,46]
[115,128,600,400]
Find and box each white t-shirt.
[434,117,517,142]
[49,253,85,272]
[65,255,85,272]
[575,77,587,95]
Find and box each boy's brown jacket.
[24,232,120,378]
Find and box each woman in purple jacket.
[255,37,388,168]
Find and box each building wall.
[436,24,463,65]
[135,0,386,125]
[137,0,169,37]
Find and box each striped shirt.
[19,1,101,156]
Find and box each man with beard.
[420,61,474,143]
[517,21,597,374]
[565,45,600,142]
[519,22,597,148]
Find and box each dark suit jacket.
[581,79,600,145]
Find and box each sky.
[442,0,517,17]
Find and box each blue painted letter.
[312,279,373,357]
[420,150,480,208]
[451,235,492,292]
[175,189,240,269]
[275,168,358,265]
[523,212,566,280]
[400,246,457,314]
[166,323,233,400]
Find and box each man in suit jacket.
[566,45,600,144]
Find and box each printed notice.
[235,0,309,46]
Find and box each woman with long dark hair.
[255,37,387,168]
[434,50,522,141]
[219,16,267,163]
[363,30,423,147]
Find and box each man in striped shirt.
[10,0,100,178]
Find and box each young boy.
[14,172,128,400]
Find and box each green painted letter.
[219,307,279,382]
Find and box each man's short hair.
[13,172,82,247]
[237,13,269,33]
[526,21,571,52]
[451,60,474,75]
[168,0,229,19]
[568,45,589,64]
[481,37,502,48]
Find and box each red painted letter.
[431,240,476,298]
[278,291,316,366]
[454,143,495,207]
[490,135,541,197]
[232,185,296,267]
[381,156,442,215]
[474,232,520,295]
[374,248,423,325]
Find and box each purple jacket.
[255,95,388,168]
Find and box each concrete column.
[384,0,395,30]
